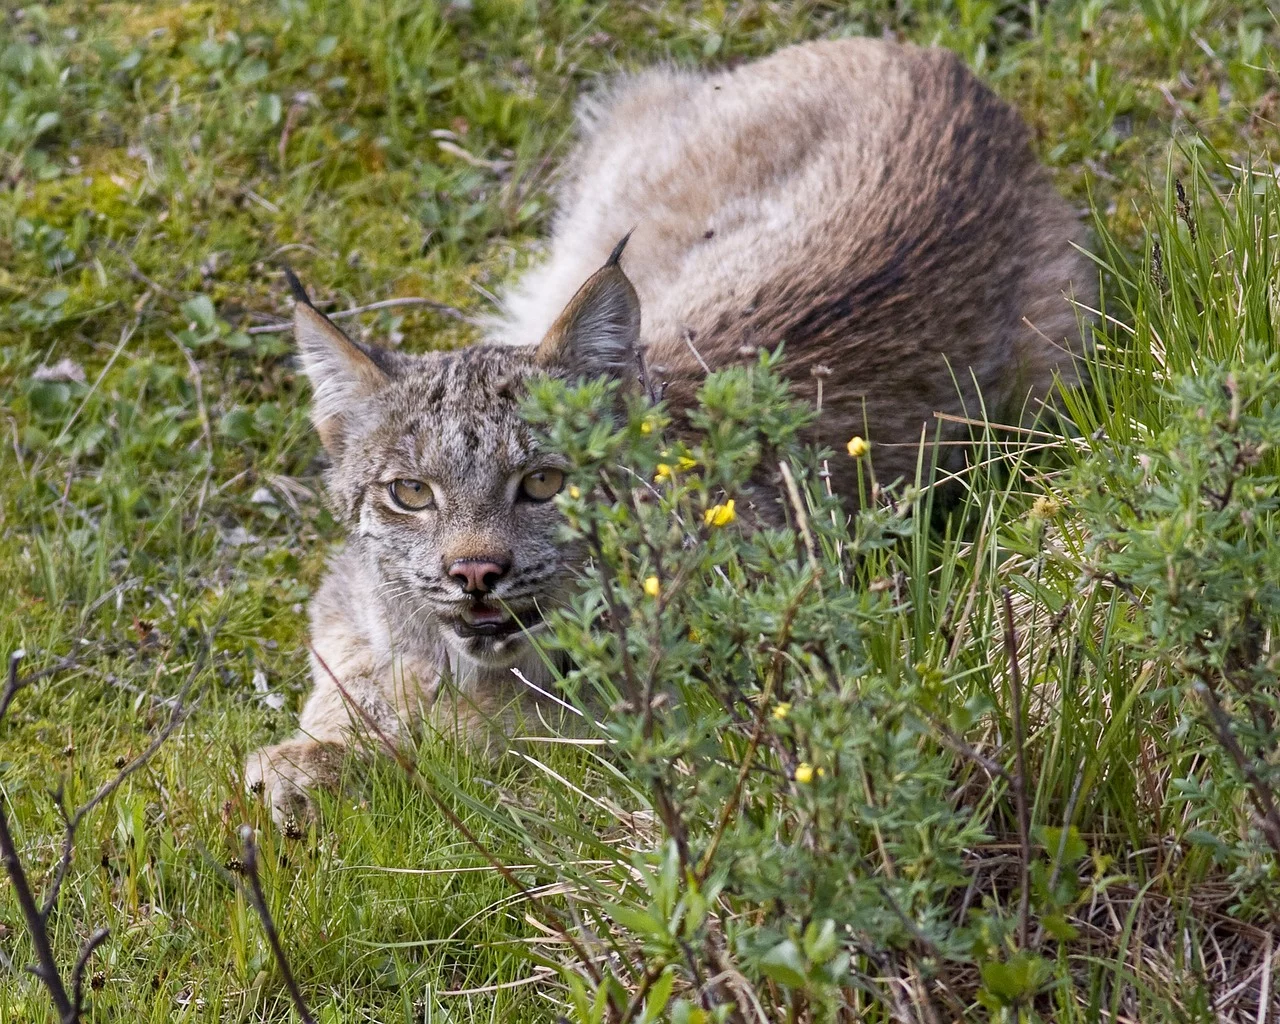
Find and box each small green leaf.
[979,951,1051,1005]
[1036,825,1087,864]
[256,93,283,127]
[219,407,254,442]
[1040,912,1080,942]
[802,919,838,963]
[758,939,806,989]
[640,968,676,1024]
[607,905,666,942]
[235,58,270,86]
[27,381,72,418]
[181,295,218,332]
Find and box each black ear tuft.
[283,266,312,306]
[605,230,635,268]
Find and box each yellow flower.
[568,485,581,500]
[794,762,814,784]
[655,456,697,484]
[772,702,791,720]
[643,576,660,598]
[1030,495,1061,521]
[639,419,654,435]
[846,436,869,458]
[703,500,736,527]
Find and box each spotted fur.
[247,38,1093,822]
[245,310,593,822]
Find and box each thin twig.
[247,296,474,334]
[1193,676,1280,858]
[239,826,318,1024]
[44,647,208,919]
[696,572,817,884]
[0,801,74,1020]
[0,651,75,1021]
[924,711,1008,781]
[70,928,110,1019]
[1001,588,1033,949]
[2,649,29,721]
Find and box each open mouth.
[447,603,543,641]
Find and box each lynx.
[246,37,1094,823]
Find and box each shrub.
[496,158,1280,1023]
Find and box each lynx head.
[290,242,640,668]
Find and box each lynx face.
[292,248,638,669]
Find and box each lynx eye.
[519,468,565,503]
[388,479,435,511]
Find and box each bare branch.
[0,797,74,1021]
[3,649,82,722]
[43,647,207,920]
[246,296,475,334]
[1193,675,1280,858]
[0,626,218,1024]
[70,928,111,1019]
[239,826,318,1024]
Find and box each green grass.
[2,0,1279,1020]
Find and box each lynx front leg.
[244,736,347,826]
[245,657,430,825]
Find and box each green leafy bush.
[520,358,1060,1019]
[502,160,1280,1022]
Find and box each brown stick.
[247,296,474,334]
[1193,675,1280,858]
[0,799,74,1021]
[239,826,318,1024]
[0,628,215,1024]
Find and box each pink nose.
[448,557,511,595]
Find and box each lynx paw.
[245,738,345,827]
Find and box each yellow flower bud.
[655,463,673,483]
[772,702,791,720]
[794,762,814,784]
[1030,495,1061,521]
[846,436,869,458]
[568,485,581,500]
[703,499,736,527]
[643,576,660,598]
[640,419,654,435]
[677,456,697,471]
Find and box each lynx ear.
[534,235,641,381]
[286,271,390,451]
